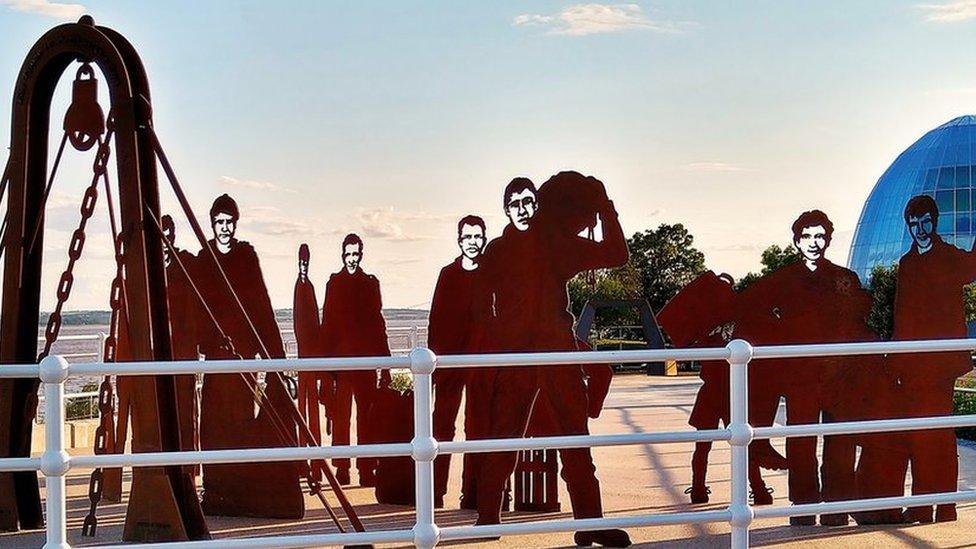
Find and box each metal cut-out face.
[506,189,537,231]
[908,213,936,250]
[458,223,486,260]
[794,224,828,262]
[343,243,362,273]
[212,212,237,248]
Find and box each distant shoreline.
[38,308,429,326]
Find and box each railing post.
[726,339,754,549]
[39,355,71,549]
[410,347,440,549]
[97,331,107,362]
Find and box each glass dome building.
[848,115,976,282]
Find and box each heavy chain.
[82,231,125,537]
[38,124,114,361]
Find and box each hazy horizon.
[3,2,976,310]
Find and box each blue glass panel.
[936,190,954,212]
[924,169,938,191]
[958,213,971,233]
[942,213,956,235]
[958,187,972,212]
[958,166,971,188]
[938,167,955,189]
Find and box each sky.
[3,0,976,311]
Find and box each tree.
[734,244,801,291]
[568,262,643,327]
[627,224,706,312]
[866,263,976,341]
[867,264,897,340]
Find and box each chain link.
[82,187,127,538]
[34,124,120,537]
[38,127,113,361]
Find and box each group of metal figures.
[0,16,972,549]
[659,197,971,527]
[291,171,629,547]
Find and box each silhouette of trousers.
[886,381,958,520]
[476,366,601,524]
[433,369,469,500]
[751,378,821,506]
[332,370,377,475]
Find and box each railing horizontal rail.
[70,355,413,376]
[439,429,730,454]
[0,457,40,472]
[439,509,733,541]
[70,442,414,469]
[752,337,976,359]
[0,364,39,378]
[753,489,976,519]
[753,414,976,439]
[96,528,415,549]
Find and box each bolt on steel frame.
[3,338,976,548]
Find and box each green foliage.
[568,262,643,326]
[865,264,976,341]
[388,370,414,394]
[734,244,801,291]
[66,382,98,421]
[867,265,897,340]
[626,224,706,312]
[954,377,976,441]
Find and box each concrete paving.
[2,373,975,547]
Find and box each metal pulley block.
[63,63,105,151]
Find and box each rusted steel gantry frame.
[0,15,207,541]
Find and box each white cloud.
[355,207,452,241]
[918,0,976,22]
[682,161,749,173]
[218,175,296,194]
[513,3,695,36]
[0,0,85,19]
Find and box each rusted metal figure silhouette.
[475,172,631,548]
[294,243,327,481]
[320,233,390,487]
[733,210,876,526]
[857,195,974,524]
[657,272,788,506]
[429,215,492,508]
[195,194,304,518]
[161,215,202,469]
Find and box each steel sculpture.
[319,233,391,487]
[427,214,492,508]
[855,195,973,524]
[0,16,207,540]
[473,172,632,548]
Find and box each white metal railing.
[2,338,976,548]
[38,323,428,412]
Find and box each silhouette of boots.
[684,485,710,504]
[574,529,632,547]
[751,485,773,506]
[936,504,957,522]
[820,512,849,526]
[336,468,351,486]
[903,505,934,524]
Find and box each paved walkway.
[3,374,975,547]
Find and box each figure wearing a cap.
[320,233,390,487]
[293,243,331,481]
[195,193,303,518]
